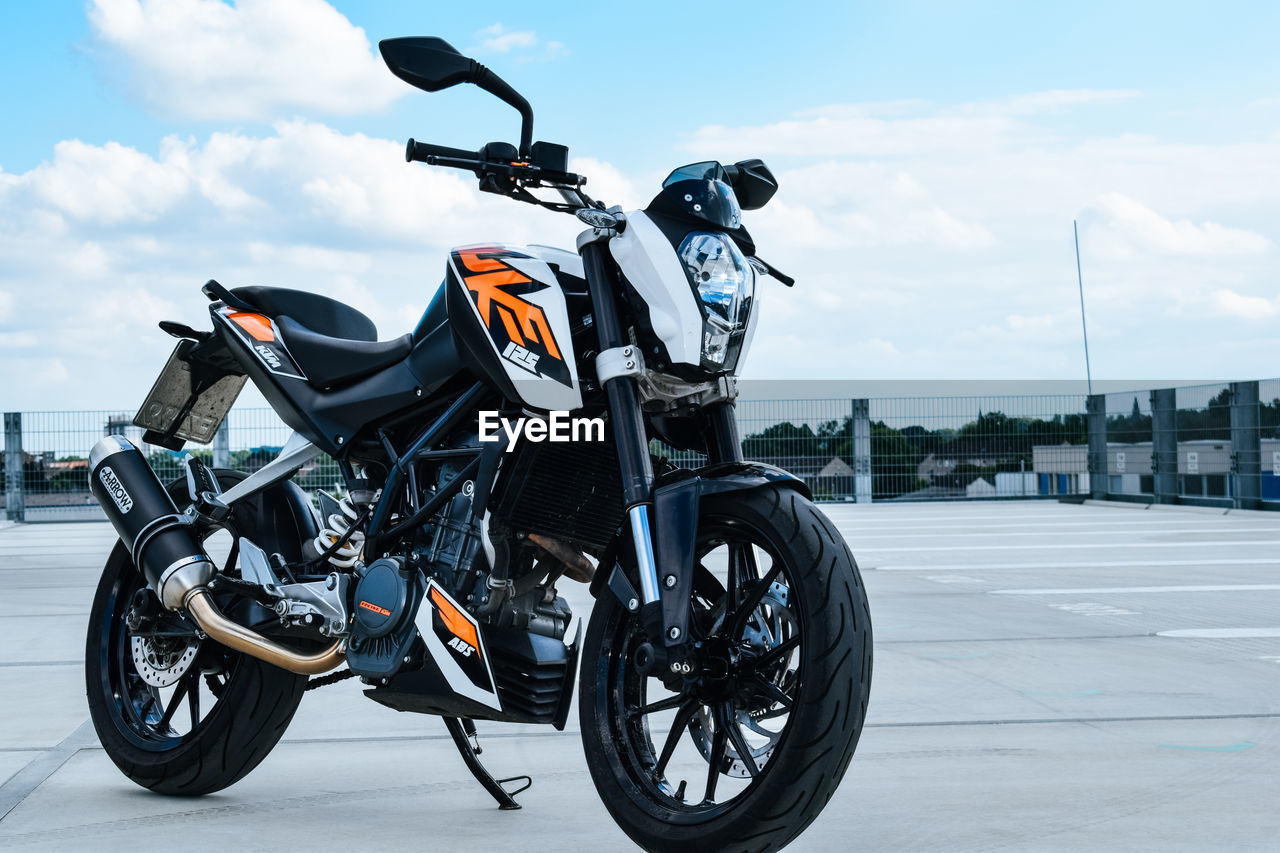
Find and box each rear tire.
[580,485,872,852]
[85,471,311,796]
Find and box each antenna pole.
[1074,219,1093,396]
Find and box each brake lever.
[751,256,795,287]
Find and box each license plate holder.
[132,343,246,445]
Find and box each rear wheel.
[580,485,872,852]
[85,471,310,795]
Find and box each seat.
[231,286,413,389]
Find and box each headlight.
[677,232,755,372]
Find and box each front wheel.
[580,485,872,853]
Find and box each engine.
[360,443,581,726]
[412,456,574,643]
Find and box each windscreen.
[660,161,743,229]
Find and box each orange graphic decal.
[456,249,563,361]
[227,312,275,342]
[359,600,391,617]
[430,587,479,651]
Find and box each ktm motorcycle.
[85,36,872,853]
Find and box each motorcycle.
[85,36,872,852]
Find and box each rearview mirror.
[380,36,535,157]
[379,37,474,92]
[727,159,778,210]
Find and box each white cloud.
[959,89,1141,116]
[1086,192,1271,257]
[692,90,1140,159]
[0,331,38,348]
[4,83,1280,408]
[1209,289,1279,318]
[475,23,537,54]
[22,140,189,224]
[0,121,584,407]
[87,0,402,120]
[246,242,370,274]
[472,23,566,60]
[568,157,643,210]
[688,93,1280,383]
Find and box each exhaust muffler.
[89,435,343,675]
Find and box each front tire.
[580,485,872,852]
[85,471,311,796]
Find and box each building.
[1032,440,1280,500]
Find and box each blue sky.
[2,1,1279,408]
[7,1,1280,171]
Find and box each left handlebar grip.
[406,138,480,163]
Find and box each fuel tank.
[443,243,586,412]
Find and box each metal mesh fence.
[869,394,1088,501]
[1175,382,1233,501]
[0,409,343,521]
[5,380,1279,521]
[1102,390,1154,497]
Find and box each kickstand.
[443,717,531,810]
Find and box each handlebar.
[403,137,590,216]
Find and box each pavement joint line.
[847,526,1280,540]
[860,540,1280,553]
[837,519,1280,529]
[874,558,1280,571]
[991,584,1280,595]
[877,633,1154,645]
[0,718,96,823]
[0,661,81,668]
[1158,628,1280,639]
[46,712,1280,752]
[863,712,1280,729]
[0,770,585,843]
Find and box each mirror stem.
[473,66,533,157]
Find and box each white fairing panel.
[737,263,762,373]
[608,211,705,368]
[416,580,502,711]
[447,244,582,412]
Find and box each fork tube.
[705,402,744,463]
[580,239,660,605]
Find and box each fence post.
[4,413,24,523]
[212,420,231,470]
[851,398,871,504]
[1229,381,1261,510]
[1151,388,1177,505]
[1086,394,1107,499]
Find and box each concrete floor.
[1,500,1278,851]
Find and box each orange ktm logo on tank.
[456,248,564,364]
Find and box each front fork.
[580,240,661,603]
[580,239,740,659]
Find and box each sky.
[1,0,1279,411]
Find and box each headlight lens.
[677,232,755,372]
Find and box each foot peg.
[443,717,531,810]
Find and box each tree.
[742,422,818,461]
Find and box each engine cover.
[346,558,424,681]
[353,558,408,638]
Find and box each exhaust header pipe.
[89,436,343,675]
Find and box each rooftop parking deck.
[1,500,1278,851]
